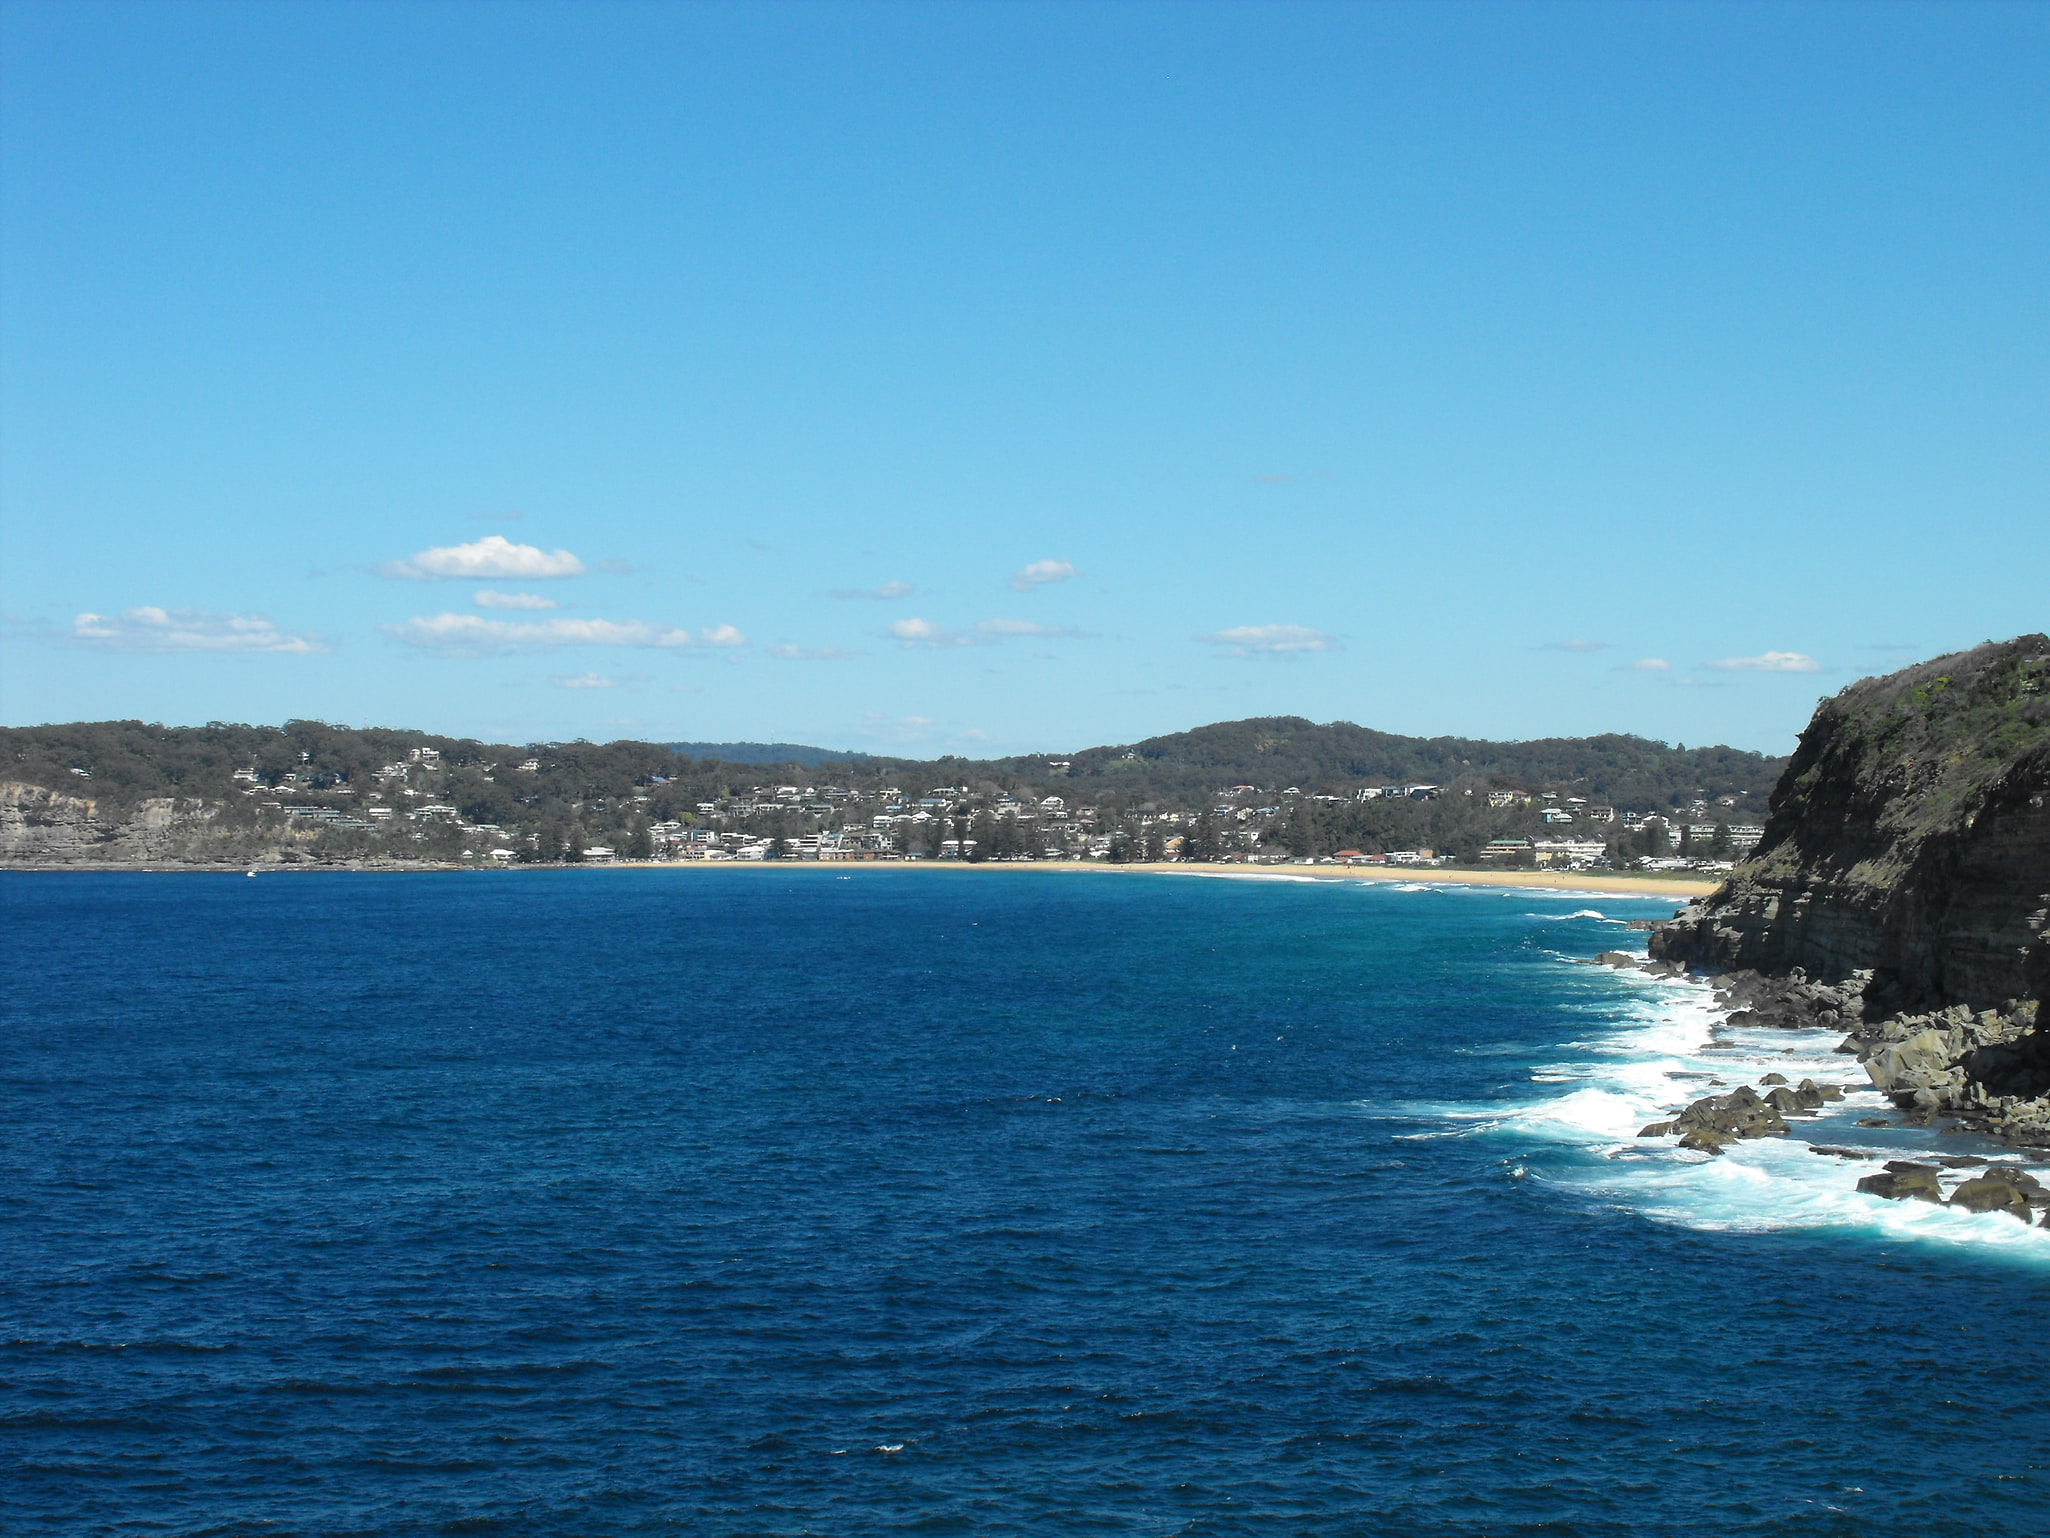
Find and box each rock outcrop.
[1638,1084,1790,1153]
[1856,1162,1945,1203]
[1855,1161,2050,1222]
[1651,636,2050,1012]
[2,780,273,865]
[1648,636,2050,1145]
[1640,1077,1846,1154]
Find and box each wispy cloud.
[380,535,585,581]
[1200,624,1337,658]
[888,617,974,649]
[1542,638,1610,653]
[1009,559,1077,592]
[1619,657,1672,671]
[553,672,618,689]
[474,589,558,611]
[71,607,327,655]
[1706,650,1821,674]
[977,619,1089,639]
[828,580,914,600]
[767,644,861,660]
[384,613,742,654]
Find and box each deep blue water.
[3,868,2046,1537]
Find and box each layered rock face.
[1650,636,2050,1144]
[0,780,231,863]
[1652,636,2050,1012]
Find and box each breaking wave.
[1489,965,2050,1261]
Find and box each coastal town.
[242,743,1767,874]
[2,717,1785,872]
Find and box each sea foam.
[1498,964,2050,1261]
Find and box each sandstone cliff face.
[0,780,236,864]
[1651,636,2050,1015]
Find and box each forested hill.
[1000,717,1785,808]
[666,741,877,767]
[2,715,1785,866]
[4,715,1783,813]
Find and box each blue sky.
[3,0,2042,756]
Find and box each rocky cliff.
[1,780,290,865]
[1650,635,2050,1143]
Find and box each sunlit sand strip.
[620,858,1721,898]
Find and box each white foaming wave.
[1599,1138,2050,1255]
[1182,871,1322,883]
[1492,968,2050,1263]
[1525,909,1629,923]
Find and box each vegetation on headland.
[2,715,1785,870]
[1750,640,2050,888]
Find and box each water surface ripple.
[3,869,2045,1535]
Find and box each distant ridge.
[667,741,876,767]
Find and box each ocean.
[3,868,2046,1536]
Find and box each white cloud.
[1009,559,1077,592]
[1543,638,1609,653]
[978,619,1087,638]
[1621,657,1672,671]
[380,534,585,581]
[828,580,914,600]
[1707,650,1822,674]
[474,589,559,611]
[383,612,741,654]
[71,607,327,655]
[888,617,973,648]
[554,672,618,689]
[1200,624,1337,658]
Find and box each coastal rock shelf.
[1644,635,2050,1149]
[1637,1078,1843,1154]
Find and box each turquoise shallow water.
[2,868,2046,1536]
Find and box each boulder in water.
[1948,1173,2034,1220]
[1642,1084,1791,1154]
[1856,1162,1945,1202]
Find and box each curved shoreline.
[0,858,1719,897]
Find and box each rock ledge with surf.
[1604,637,2050,1219]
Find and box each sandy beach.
[2,859,1722,898]
[622,858,1723,899]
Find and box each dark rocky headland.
[1644,634,2050,1166]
